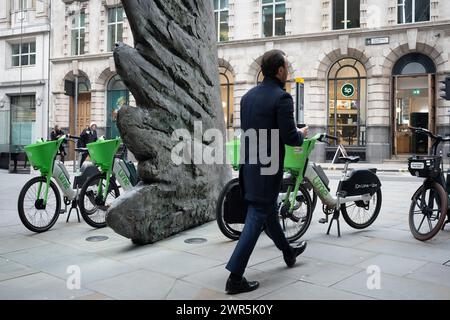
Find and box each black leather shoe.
[283,241,307,268]
[225,277,260,295]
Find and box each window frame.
[213,0,229,42]
[11,41,36,67]
[327,58,367,147]
[261,0,286,38]
[107,6,124,52]
[332,0,360,30]
[397,0,430,24]
[71,10,86,56]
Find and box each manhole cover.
[184,238,207,244]
[86,236,109,242]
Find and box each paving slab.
[0,272,94,300]
[251,256,364,287]
[332,270,450,300]
[258,280,370,300]
[355,254,429,277]
[86,269,176,300]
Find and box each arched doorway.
[392,53,436,155]
[106,74,129,139]
[327,58,367,147]
[219,67,234,129]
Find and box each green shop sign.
[341,83,355,98]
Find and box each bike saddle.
[339,156,360,163]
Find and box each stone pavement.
[1,169,450,300]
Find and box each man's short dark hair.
[261,49,286,78]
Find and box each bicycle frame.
[282,137,372,213]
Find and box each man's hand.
[298,126,309,138]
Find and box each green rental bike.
[217,133,383,241]
[78,137,139,228]
[18,135,100,232]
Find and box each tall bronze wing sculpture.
[107,0,231,244]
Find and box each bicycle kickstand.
[326,209,341,237]
[66,199,81,223]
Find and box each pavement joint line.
[0,270,41,284]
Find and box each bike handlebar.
[409,127,450,142]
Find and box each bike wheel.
[216,178,244,241]
[341,189,382,229]
[79,173,120,229]
[271,180,313,242]
[18,176,61,233]
[409,182,447,241]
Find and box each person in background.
[79,122,98,167]
[50,124,66,163]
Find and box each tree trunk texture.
[106,0,231,244]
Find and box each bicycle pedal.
[59,210,66,215]
[319,218,328,224]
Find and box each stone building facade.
[50,0,134,152]
[0,0,51,167]
[216,0,450,162]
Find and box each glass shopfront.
[328,58,367,146]
[106,75,129,139]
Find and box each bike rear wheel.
[79,173,120,228]
[409,182,447,241]
[18,176,61,233]
[216,178,244,241]
[341,189,382,229]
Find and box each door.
[68,93,91,160]
[393,75,433,155]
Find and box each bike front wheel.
[341,189,382,229]
[272,180,313,242]
[409,182,447,241]
[18,176,61,233]
[79,173,120,228]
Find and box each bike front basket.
[24,140,60,174]
[284,139,315,172]
[408,155,441,178]
[87,138,121,172]
[226,139,240,170]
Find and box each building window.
[220,68,234,128]
[213,0,229,42]
[108,6,124,52]
[11,42,36,67]
[71,11,86,56]
[333,0,360,30]
[10,95,36,146]
[12,0,35,11]
[328,58,367,146]
[398,0,430,24]
[262,0,286,37]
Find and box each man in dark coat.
[225,50,309,294]
[79,122,98,167]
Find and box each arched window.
[220,67,234,128]
[78,76,90,93]
[107,74,129,138]
[328,58,367,146]
[392,53,436,75]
